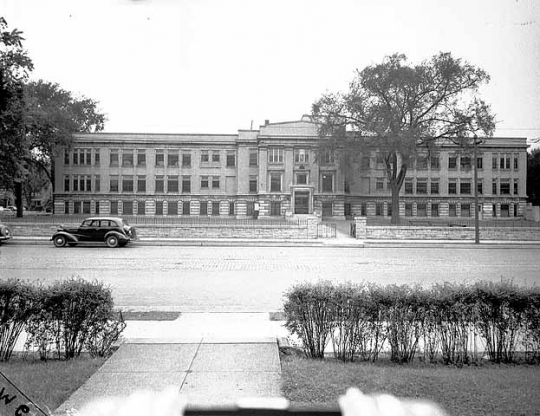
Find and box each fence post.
[353,216,367,239]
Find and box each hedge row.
[283,280,540,364]
[0,278,125,361]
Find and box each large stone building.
[53,117,528,219]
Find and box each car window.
[82,220,93,226]
[90,220,100,226]
[100,220,111,227]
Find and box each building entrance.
[294,191,310,214]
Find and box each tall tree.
[24,80,106,194]
[312,52,495,224]
[0,17,33,215]
[527,148,540,206]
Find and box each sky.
[2,0,540,145]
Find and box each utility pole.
[473,138,480,244]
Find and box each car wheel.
[53,235,67,247]
[106,235,119,248]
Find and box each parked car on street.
[0,223,12,243]
[51,217,137,248]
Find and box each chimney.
[264,119,269,126]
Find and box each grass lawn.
[281,354,540,416]
[0,354,107,414]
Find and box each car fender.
[51,231,78,242]
[105,230,129,241]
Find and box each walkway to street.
[55,313,288,414]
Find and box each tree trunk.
[14,181,23,218]
[390,181,400,225]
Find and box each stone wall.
[9,219,316,239]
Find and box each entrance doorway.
[294,191,310,214]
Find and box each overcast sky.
[2,0,539,143]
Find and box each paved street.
[1,244,539,312]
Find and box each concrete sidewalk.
[55,313,289,414]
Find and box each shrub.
[25,277,124,360]
[283,281,335,358]
[0,279,37,361]
[473,280,528,363]
[523,287,540,363]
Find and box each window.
[460,157,471,169]
[200,201,208,216]
[448,156,457,169]
[123,201,133,215]
[212,152,220,163]
[270,173,282,192]
[201,150,209,163]
[73,150,79,165]
[211,201,220,216]
[500,155,511,170]
[492,156,498,170]
[200,176,209,188]
[73,176,79,192]
[110,149,119,166]
[155,175,164,193]
[269,148,284,164]
[270,201,281,216]
[375,203,383,216]
[137,201,146,215]
[416,179,428,194]
[294,149,309,164]
[110,176,119,192]
[477,180,483,195]
[64,150,70,165]
[322,173,333,192]
[387,203,392,217]
[182,201,190,215]
[461,204,471,217]
[376,178,385,191]
[460,181,471,195]
[500,180,511,195]
[226,151,236,167]
[64,176,70,192]
[430,156,440,170]
[137,150,146,166]
[492,179,497,195]
[182,176,191,193]
[416,156,428,170]
[514,180,519,195]
[449,203,457,217]
[155,150,165,167]
[110,201,118,215]
[500,204,510,217]
[492,203,497,217]
[431,203,439,217]
[404,180,413,194]
[448,180,457,195]
[122,176,134,192]
[249,150,258,166]
[94,175,100,192]
[417,203,427,217]
[246,201,254,216]
[94,149,100,166]
[167,176,179,193]
[137,176,146,193]
[168,201,178,216]
[155,201,163,216]
[212,176,220,189]
[229,201,235,215]
[168,152,179,167]
[123,150,134,166]
[182,153,191,167]
[405,203,413,216]
[514,155,519,170]
[249,177,257,193]
[86,176,92,192]
[64,201,70,214]
[322,149,334,164]
[477,157,483,169]
[430,180,439,195]
[296,173,307,185]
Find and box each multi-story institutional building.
[53,117,528,219]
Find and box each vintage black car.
[0,223,12,243]
[51,217,137,248]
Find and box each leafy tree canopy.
[312,52,495,224]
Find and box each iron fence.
[317,222,337,238]
[366,217,540,229]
